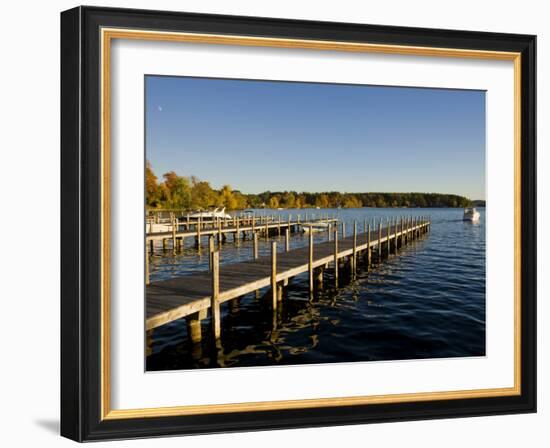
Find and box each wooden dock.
[146,216,431,343]
[146,213,337,253]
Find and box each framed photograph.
[61,6,536,441]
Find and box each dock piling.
[271,241,278,311]
[211,251,221,339]
[378,220,382,260]
[334,225,339,286]
[285,228,290,252]
[309,231,314,294]
[352,220,357,275]
[208,235,215,270]
[367,223,371,267]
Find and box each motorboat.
[463,207,480,222]
[301,221,330,233]
[147,222,174,233]
[188,207,232,220]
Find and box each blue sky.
[145,76,486,200]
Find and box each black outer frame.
[60,6,536,442]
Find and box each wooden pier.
[146,216,431,343]
[146,212,337,253]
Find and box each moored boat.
[188,207,232,220]
[463,207,480,222]
[301,222,330,233]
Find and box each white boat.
[188,207,232,220]
[147,222,174,233]
[463,207,480,222]
[301,222,330,233]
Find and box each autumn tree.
[145,161,160,207]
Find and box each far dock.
[146,216,431,343]
[146,211,337,253]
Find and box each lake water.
[146,207,485,371]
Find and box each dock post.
[378,219,382,260]
[342,221,346,238]
[186,310,207,344]
[218,220,223,246]
[328,223,332,241]
[196,216,202,250]
[352,221,357,276]
[309,231,314,294]
[393,218,397,254]
[211,251,221,339]
[271,241,278,311]
[401,217,405,246]
[172,217,177,254]
[367,223,371,267]
[236,218,240,245]
[387,218,391,255]
[149,239,154,254]
[145,243,150,285]
[315,267,324,289]
[265,220,269,240]
[162,238,167,252]
[285,228,290,252]
[334,225,339,286]
[208,236,215,270]
[253,232,259,259]
[278,216,281,236]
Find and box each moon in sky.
[158,106,162,112]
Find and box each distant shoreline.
[147,163,481,210]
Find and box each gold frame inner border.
[100,27,522,420]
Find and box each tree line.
[146,162,472,210]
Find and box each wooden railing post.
[211,251,221,339]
